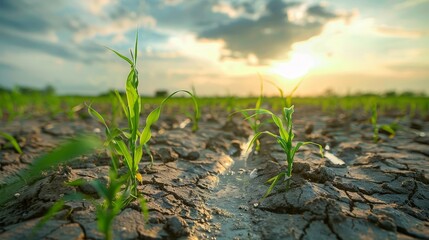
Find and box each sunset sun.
[270,53,317,80]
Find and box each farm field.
[1,1,429,239]
[0,91,428,239]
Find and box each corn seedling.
[244,106,323,199]
[92,170,129,240]
[88,32,199,205]
[371,104,379,143]
[264,76,303,110]
[371,104,399,142]
[241,76,264,152]
[0,131,23,154]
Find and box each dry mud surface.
[0,108,428,239]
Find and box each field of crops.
[0,41,428,240]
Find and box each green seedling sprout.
[92,170,128,240]
[263,76,303,109]
[371,103,399,142]
[371,103,379,143]
[88,31,199,204]
[241,75,264,152]
[243,106,323,199]
[0,131,23,154]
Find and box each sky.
[0,0,428,96]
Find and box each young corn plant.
[371,104,379,143]
[245,106,323,199]
[264,76,303,110]
[0,131,23,154]
[371,104,399,142]
[241,76,264,152]
[88,32,199,205]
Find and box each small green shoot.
[92,170,127,240]
[88,31,200,205]
[243,106,323,199]
[0,131,23,154]
[241,76,264,152]
[371,104,399,142]
[371,104,379,143]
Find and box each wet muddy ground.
[0,107,428,239]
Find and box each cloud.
[394,0,429,10]
[145,0,228,32]
[198,0,353,64]
[82,0,117,15]
[387,63,429,75]
[375,26,427,39]
[0,1,54,33]
[0,27,105,64]
[0,62,16,71]
[307,4,338,19]
[73,15,157,43]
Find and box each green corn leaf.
[0,135,100,205]
[159,90,199,131]
[287,79,303,107]
[90,180,109,200]
[144,144,154,165]
[264,78,286,107]
[291,141,324,161]
[116,140,133,171]
[105,128,122,145]
[140,107,160,146]
[134,30,138,64]
[65,178,87,186]
[283,105,294,132]
[255,75,263,109]
[87,104,110,134]
[115,90,129,119]
[246,131,278,153]
[262,172,285,199]
[106,47,133,66]
[271,114,289,140]
[139,197,149,223]
[371,104,378,126]
[0,131,22,154]
[380,124,396,136]
[134,145,143,170]
[141,90,199,145]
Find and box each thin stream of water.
[207,136,259,239]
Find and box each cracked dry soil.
[0,107,428,239]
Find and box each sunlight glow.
[270,53,317,80]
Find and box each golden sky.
[0,0,428,96]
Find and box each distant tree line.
[0,85,55,95]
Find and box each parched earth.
[0,107,428,239]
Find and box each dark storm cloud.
[307,5,339,19]
[0,0,165,63]
[198,0,350,63]
[146,0,228,31]
[0,30,102,63]
[0,0,102,62]
[0,1,52,33]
